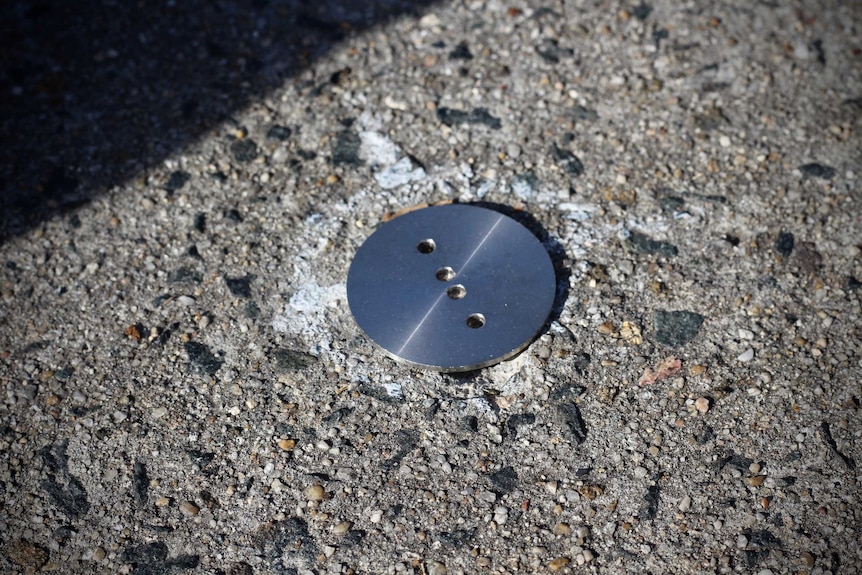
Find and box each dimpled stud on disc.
[347,204,557,372]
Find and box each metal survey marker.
[347,204,556,371]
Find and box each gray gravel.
[2,0,861,574]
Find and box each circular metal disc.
[347,204,556,372]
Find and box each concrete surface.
[1,0,861,574]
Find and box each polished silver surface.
[347,204,556,372]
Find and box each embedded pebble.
[695,397,710,413]
[746,475,766,487]
[180,501,200,517]
[303,484,326,502]
[678,495,692,512]
[548,557,570,571]
[277,438,296,451]
[738,348,755,362]
[332,521,352,535]
[176,295,196,306]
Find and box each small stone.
[632,3,652,19]
[736,534,748,548]
[493,506,508,525]
[627,231,678,257]
[448,41,473,60]
[419,13,441,28]
[575,526,589,540]
[266,125,292,141]
[552,522,572,536]
[185,342,223,375]
[638,356,682,386]
[332,130,363,166]
[695,397,710,413]
[224,276,253,298]
[634,466,648,479]
[383,95,409,110]
[303,484,325,502]
[678,495,692,512]
[332,521,352,535]
[775,232,794,256]
[93,547,106,562]
[176,295,196,306]
[180,501,199,517]
[277,438,296,451]
[597,320,616,335]
[152,407,168,419]
[689,365,706,376]
[548,557,570,572]
[164,171,191,193]
[738,348,755,362]
[654,310,705,347]
[271,348,317,372]
[230,139,259,163]
[801,552,815,567]
[799,163,835,179]
[620,321,643,344]
[749,462,762,474]
[746,475,766,487]
[426,560,447,575]
[125,324,142,340]
[155,497,170,507]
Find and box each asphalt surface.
[1,1,861,574]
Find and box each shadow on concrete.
[0,0,440,242]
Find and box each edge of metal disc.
[347,204,557,373]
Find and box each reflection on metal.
[347,204,556,372]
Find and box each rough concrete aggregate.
[1,0,861,573]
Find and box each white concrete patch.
[382,382,404,399]
[374,157,426,189]
[359,131,400,166]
